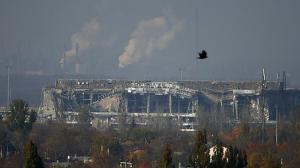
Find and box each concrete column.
[134,95,137,112]
[107,117,109,128]
[155,99,159,113]
[232,96,236,120]
[257,97,260,111]
[89,93,93,105]
[235,99,238,121]
[177,97,180,113]
[169,94,172,114]
[191,100,194,114]
[125,98,128,113]
[147,94,150,113]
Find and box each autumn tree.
[77,106,92,127]
[210,143,225,168]
[238,118,250,147]
[8,99,36,132]
[160,144,174,168]
[290,106,300,140]
[225,145,237,168]
[92,131,123,161]
[247,150,279,168]
[24,140,44,168]
[89,145,118,168]
[189,129,210,168]
[236,150,247,168]
[225,145,247,168]
[0,119,8,150]
[39,123,94,159]
[7,99,37,152]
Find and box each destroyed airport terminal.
[39,78,300,130]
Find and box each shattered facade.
[40,79,300,130]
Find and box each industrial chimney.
[75,43,80,74]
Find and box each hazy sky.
[1,0,300,83]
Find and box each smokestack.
[7,66,10,108]
[262,68,266,81]
[59,52,65,71]
[61,19,99,73]
[75,43,79,57]
[75,43,80,74]
[75,63,80,74]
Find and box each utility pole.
[275,72,280,145]
[179,67,184,81]
[6,141,9,157]
[7,66,10,110]
[260,68,267,143]
[220,93,224,132]
[275,71,287,144]
[0,146,2,158]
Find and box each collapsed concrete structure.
[39,79,300,130]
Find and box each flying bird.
[197,50,208,59]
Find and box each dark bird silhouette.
[197,50,207,59]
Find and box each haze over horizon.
[1,0,300,84]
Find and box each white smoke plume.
[60,19,99,63]
[118,16,182,68]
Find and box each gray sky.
[1,0,300,83]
